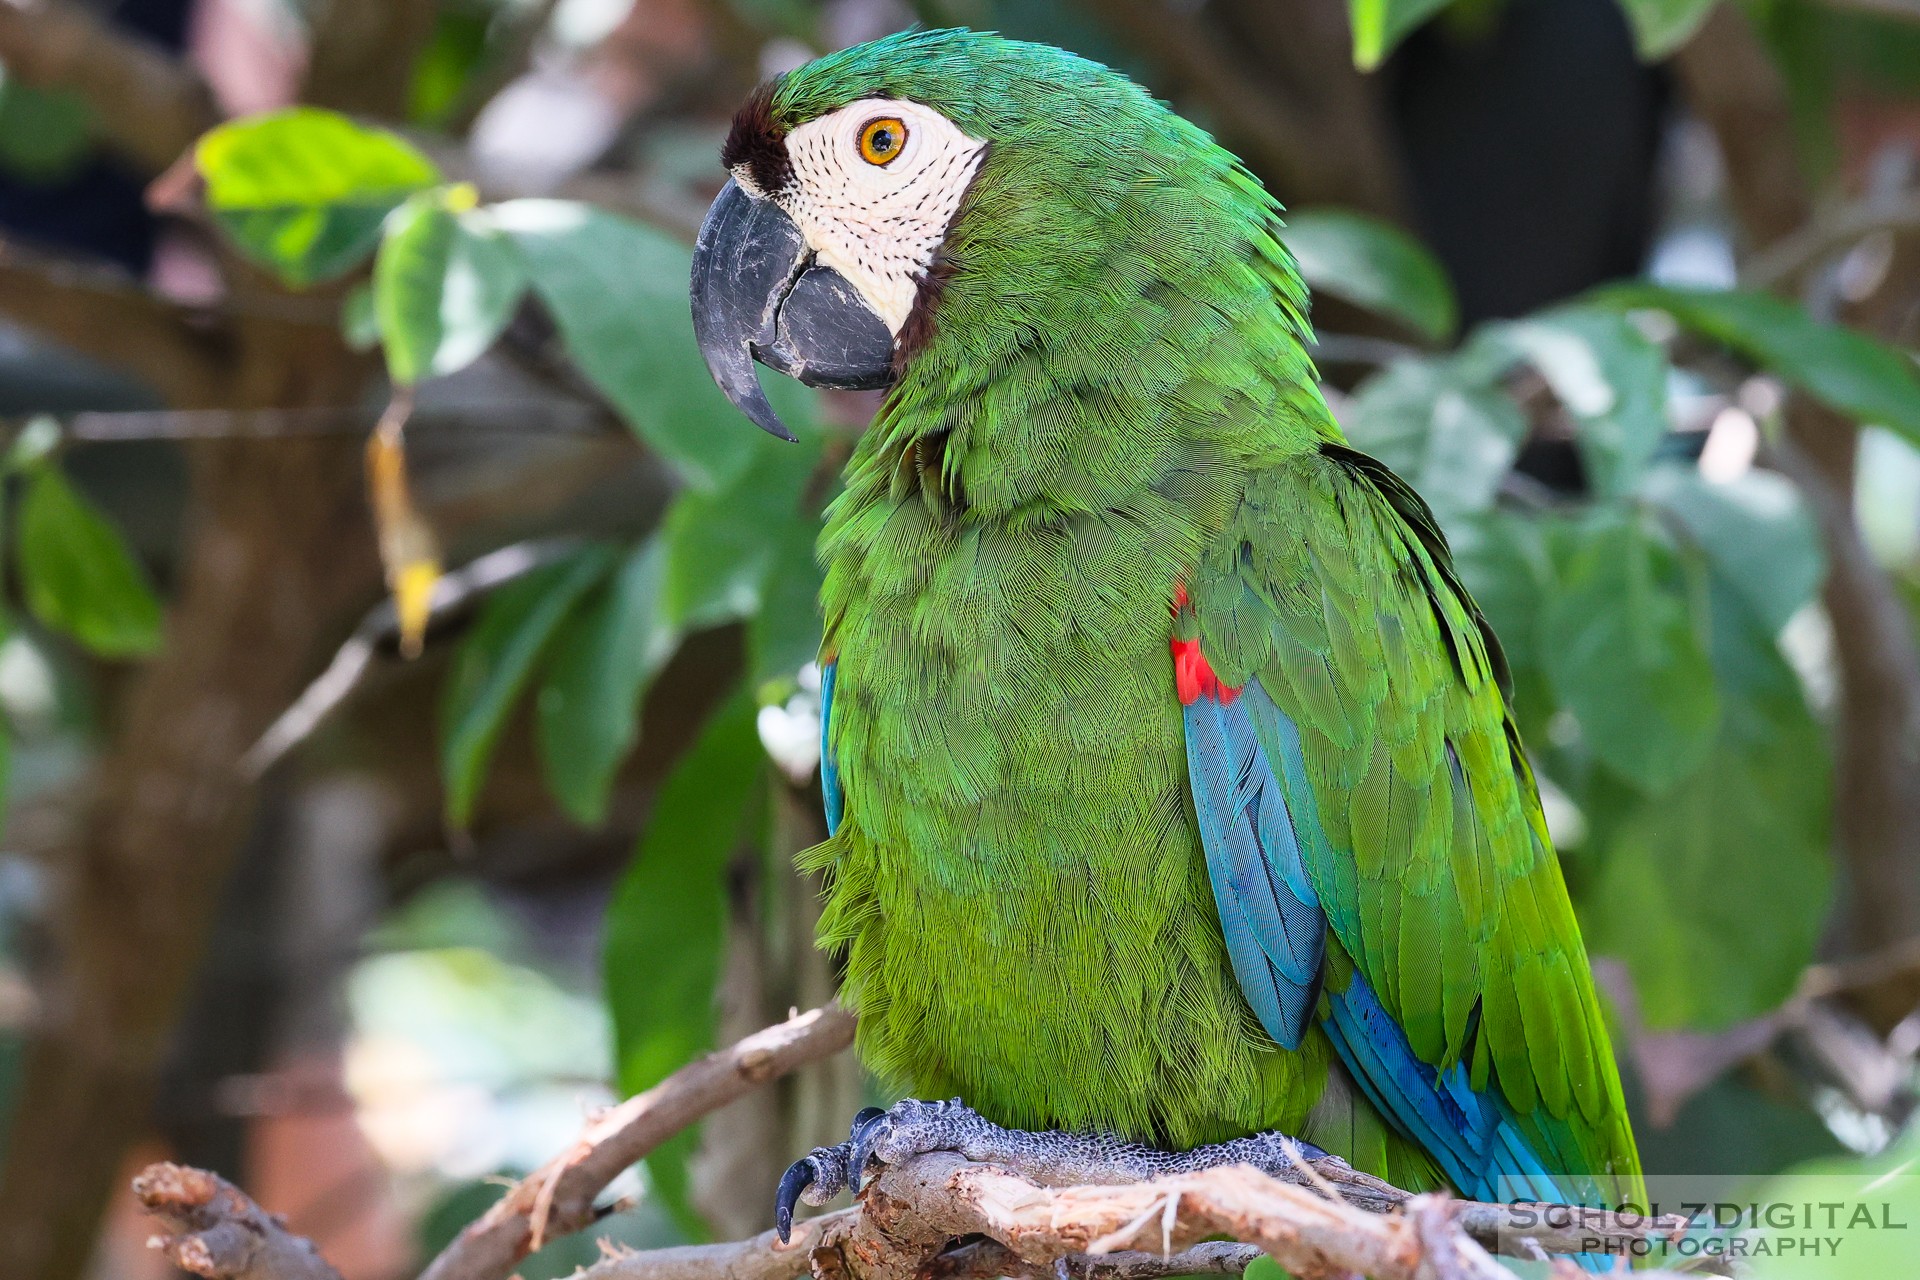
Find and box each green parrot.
[689,26,1644,1250]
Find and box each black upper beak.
[690,178,896,441]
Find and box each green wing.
[1187,442,1643,1207]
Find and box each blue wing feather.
[1184,678,1615,1269]
[1182,688,1323,1048]
[821,662,844,836]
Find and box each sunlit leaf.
[1341,352,1527,519]
[536,538,677,826]
[1643,464,1825,634]
[1283,208,1457,342]
[1485,305,1669,497]
[1348,0,1454,69]
[195,108,441,287]
[16,464,163,657]
[1616,0,1718,60]
[1540,512,1720,795]
[440,544,617,827]
[604,690,763,1231]
[494,199,805,490]
[374,188,528,385]
[1597,283,1920,446]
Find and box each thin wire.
[57,402,615,442]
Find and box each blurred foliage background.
[0,0,1917,1277]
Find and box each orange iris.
[858,117,907,166]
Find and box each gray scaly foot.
[774,1098,1337,1241]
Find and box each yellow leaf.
[366,392,441,658]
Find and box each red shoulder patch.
[1171,578,1239,704]
[1171,635,1240,706]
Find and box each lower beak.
[690,178,896,441]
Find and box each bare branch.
[0,239,229,405]
[577,1221,1262,1280]
[1819,0,1920,20]
[242,539,581,776]
[1770,431,1920,955]
[418,1003,858,1280]
[128,1007,1692,1280]
[1673,6,1813,250]
[575,1212,856,1280]
[1078,0,1404,219]
[300,0,442,118]
[0,0,218,174]
[132,1163,342,1280]
[581,1155,1687,1280]
[1742,193,1920,292]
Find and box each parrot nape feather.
[688,27,1643,1265]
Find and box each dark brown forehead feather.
[721,80,793,195]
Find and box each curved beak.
[690,178,896,441]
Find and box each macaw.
[688,26,1643,1256]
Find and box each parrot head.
[691,28,1305,442]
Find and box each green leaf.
[440,544,617,827]
[1642,464,1825,634]
[0,73,92,183]
[661,436,821,633]
[1348,0,1455,69]
[374,190,528,385]
[604,690,763,1230]
[1581,580,1830,1031]
[16,464,163,657]
[1448,509,1551,674]
[536,538,677,826]
[1539,511,1720,794]
[495,200,809,490]
[1751,1130,1920,1279]
[195,108,442,287]
[1483,306,1669,497]
[1341,353,1527,519]
[748,532,825,683]
[341,282,382,351]
[1282,209,1457,342]
[408,7,493,127]
[1596,283,1920,447]
[1615,0,1718,60]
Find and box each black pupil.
[872,128,894,152]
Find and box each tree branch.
[416,1003,858,1280]
[129,1007,1694,1280]
[133,1163,342,1280]
[1677,0,1920,961]
[1673,6,1813,250]
[1077,0,1404,220]
[580,1156,1687,1280]
[0,0,218,174]
[0,239,231,406]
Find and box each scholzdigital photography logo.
[1494,1172,1918,1270]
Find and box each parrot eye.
[858,117,908,166]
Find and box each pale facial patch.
[737,98,987,336]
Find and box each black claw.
[847,1109,891,1186]
[775,1158,815,1243]
[849,1105,885,1135]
